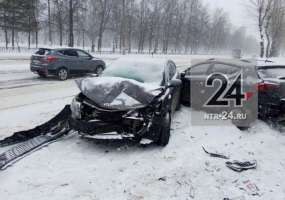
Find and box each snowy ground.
[0,54,285,200]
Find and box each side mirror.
[167,79,182,88]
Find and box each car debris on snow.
[238,180,261,196]
[157,177,167,182]
[223,196,246,200]
[226,160,257,172]
[202,146,230,159]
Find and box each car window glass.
[188,64,211,75]
[63,50,78,57]
[212,64,240,75]
[77,50,90,58]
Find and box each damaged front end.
[70,92,166,142]
[68,77,169,142]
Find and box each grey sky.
[204,0,257,36]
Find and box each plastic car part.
[225,160,257,172]
[202,146,230,159]
[0,106,71,170]
[0,105,71,147]
[0,125,69,170]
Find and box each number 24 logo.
[205,73,246,107]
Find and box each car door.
[59,49,79,74]
[76,50,93,73]
[206,63,241,111]
[181,63,213,106]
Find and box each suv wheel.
[156,112,171,146]
[57,68,68,81]
[96,66,104,75]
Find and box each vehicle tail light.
[257,82,279,92]
[46,56,57,63]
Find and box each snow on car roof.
[256,57,285,67]
[191,58,254,68]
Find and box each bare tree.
[250,0,274,57]
[68,0,74,47]
[97,0,112,52]
[47,0,52,45]
[268,0,285,57]
[0,0,258,55]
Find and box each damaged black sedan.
[70,58,182,146]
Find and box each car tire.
[156,112,171,146]
[175,101,181,111]
[231,108,251,131]
[96,66,104,75]
[57,68,68,81]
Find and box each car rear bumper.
[31,65,48,74]
[30,65,57,75]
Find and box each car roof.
[36,47,86,52]
[192,58,254,68]
[256,58,285,67]
[54,48,86,51]
[37,47,87,51]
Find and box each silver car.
[30,48,106,80]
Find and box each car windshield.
[258,66,285,79]
[102,58,165,85]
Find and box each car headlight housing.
[71,97,82,119]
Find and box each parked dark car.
[69,57,182,146]
[180,58,258,128]
[30,48,106,80]
[256,59,285,121]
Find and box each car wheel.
[57,68,68,81]
[156,112,171,146]
[231,108,251,131]
[175,100,181,111]
[96,66,104,75]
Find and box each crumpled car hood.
[76,77,162,110]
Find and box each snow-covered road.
[0,55,285,200]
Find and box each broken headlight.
[71,97,82,119]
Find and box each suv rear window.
[258,66,285,79]
[35,49,51,55]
